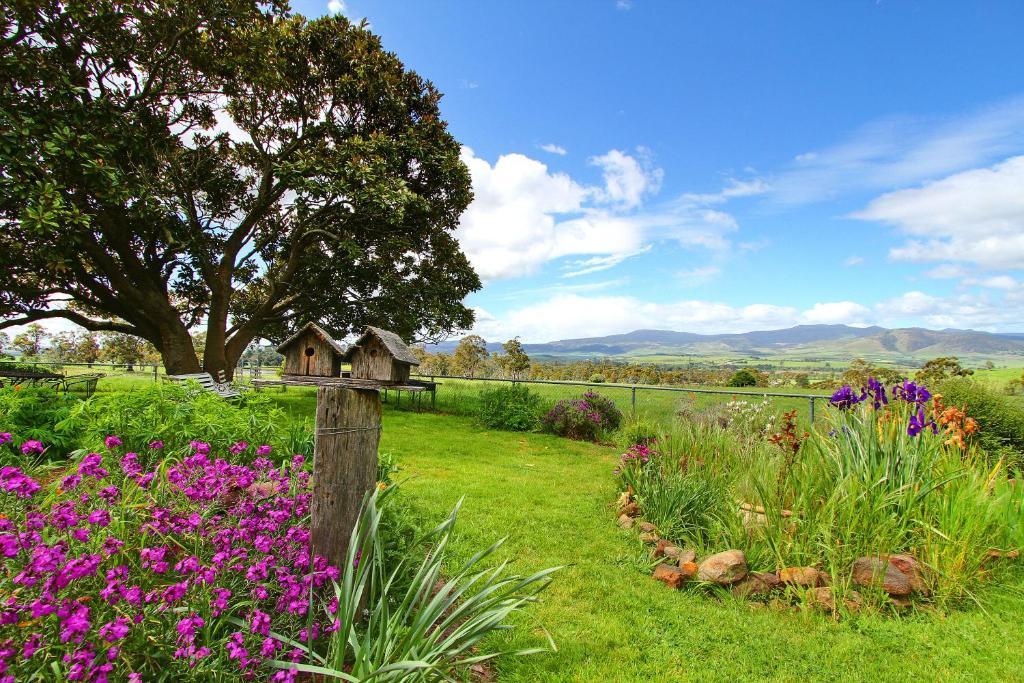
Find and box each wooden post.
[311,386,382,572]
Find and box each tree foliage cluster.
[0,1,479,378]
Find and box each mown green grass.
[266,391,1024,682]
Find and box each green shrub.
[938,377,1024,469]
[589,373,606,383]
[55,382,311,466]
[0,385,78,459]
[618,415,661,448]
[476,384,542,431]
[727,369,758,387]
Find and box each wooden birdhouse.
[276,322,346,377]
[342,326,420,384]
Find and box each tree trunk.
[311,386,382,573]
[156,320,201,376]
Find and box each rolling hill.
[428,324,1024,364]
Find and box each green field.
[262,391,1024,681]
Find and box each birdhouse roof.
[275,322,346,357]
[342,326,420,366]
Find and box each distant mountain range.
[427,324,1024,363]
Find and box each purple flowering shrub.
[0,435,338,682]
[541,391,623,442]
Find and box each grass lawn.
[267,389,1024,682]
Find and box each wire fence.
[404,375,832,427]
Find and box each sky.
[9,2,1024,346]
[293,0,1024,343]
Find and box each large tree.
[0,1,480,378]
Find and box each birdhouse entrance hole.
[305,347,315,357]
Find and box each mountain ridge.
[427,324,1024,360]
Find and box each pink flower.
[0,433,12,446]
[229,441,249,456]
[148,440,164,450]
[99,617,130,642]
[256,444,272,456]
[104,435,122,449]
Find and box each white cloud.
[852,155,1024,270]
[589,149,662,209]
[562,246,652,278]
[925,264,968,279]
[456,147,738,280]
[471,294,800,342]
[327,0,346,15]
[616,0,633,9]
[675,266,721,286]
[844,256,864,267]
[771,96,1024,204]
[470,289,1024,342]
[684,177,769,204]
[539,143,567,156]
[800,301,871,325]
[963,275,1019,290]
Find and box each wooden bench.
[166,372,241,398]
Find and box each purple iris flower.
[829,385,865,410]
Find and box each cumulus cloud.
[925,264,969,279]
[844,256,864,267]
[852,155,1024,271]
[470,294,800,342]
[455,147,739,280]
[589,149,662,209]
[963,275,1019,290]
[469,289,1024,342]
[539,143,567,156]
[327,0,346,15]
[800,301,871,325]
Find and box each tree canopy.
[0,1,480,377]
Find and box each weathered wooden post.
[253,325,425,572]
[311,386,382,571]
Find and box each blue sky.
[292,0,1024,342]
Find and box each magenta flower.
[256,444,272,457]
[104,435,123,449]
[229,441,249,456]
[149,440,164,450]
[0,466,41,497]
[79,452,109,479]
[20,440,45,455]
[0,433,12,446]
[99,617,130,642]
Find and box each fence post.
[153,364,158,382]
[809,397,816,423]
[311,386,382,573]
[631,386,637,414]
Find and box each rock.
[987,548,1020,560]
[852,555,925,596]
[652,563,686,589]
[674,548,697,566]
[809,587,863,612]
[638,521,657,533]
[780,509,794,518]
[639,532,659,544]
[654,540,677,558]
[621,501,640,518]
[739,509,768,529]
[732,571,781,597]
[679,561,699,579]
[617,514,635,529]
[697,550,748,585]
[779,566,830,588]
